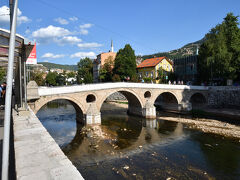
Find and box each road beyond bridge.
[27,82,208,125]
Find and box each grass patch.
[115,101,128,104]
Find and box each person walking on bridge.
[1,82,6,105]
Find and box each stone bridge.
[27,82,208,125]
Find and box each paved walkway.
[13,108,84,180]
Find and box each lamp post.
[1,0,18,179]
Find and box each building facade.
[137,57,173,83]
[93,41,116,83]
[0,28,32,108]
[173,55,198,83]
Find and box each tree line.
[198,13,240,85]
[31,71,76,86]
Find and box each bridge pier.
[85,103,101,125]
[142,100,156,119]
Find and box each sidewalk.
[0,107,16,180]
[0,107,4,178]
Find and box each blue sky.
[0,0,240,65]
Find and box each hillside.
[38,62,78,71]
[142,38,205,60]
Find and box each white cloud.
[32,25,71,44]
[0,6,9,26]
[58,36,82,45]
[79,23,93,29]
[70,52,96,59]
[69,16,78,21]
[25,29,30,34]
[17,8,30,24]
[54,17,69,25]
[80,29,89,35]
[77,42,102,49]
[41,53,65,59]
[79,23,93,35]
[0,6,30,27]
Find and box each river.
[36,100,240,180]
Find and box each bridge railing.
[38,82,209,96]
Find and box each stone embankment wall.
[105,92,127,101]
[208,86,240,108]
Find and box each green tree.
[30,71,45,86]
[77,57,93,84]
[168,70,177,82]
[113,44,136,81]
[0,67,6,82]
[67,71,76,78]
[198,13,240,84]
[46,72,57,86]
[56,73,66,86]
[157,67,165,83]
[84,71,93,83]
[99,56,114,82]
[112,74,121,82]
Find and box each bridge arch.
[189,92,207,109]
[154,91,179,111]
[34,96,85,116]
[99,88,144,116]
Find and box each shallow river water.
[37,100,240,180]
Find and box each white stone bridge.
[28,82,208,125]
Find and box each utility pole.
[9,0,14,29]
[1,0,18,179]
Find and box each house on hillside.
[137,57,173,83]
[93,41,116,83]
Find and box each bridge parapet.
[27,81,40,101]
[38,83,208,96]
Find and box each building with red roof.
[137,57,173,83]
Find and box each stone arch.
[189,92,207,109]
[99,88,144,116]
[34,96,85,116]
[154,91,179,111]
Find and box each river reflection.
[37,100,240,180]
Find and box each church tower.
[111,40,114,52]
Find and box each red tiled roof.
[137,57,170,68]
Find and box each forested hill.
[38,62,78,71]
[142,38,205,60]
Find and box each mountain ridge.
[142,38,204,60]
[38,62,78,71]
